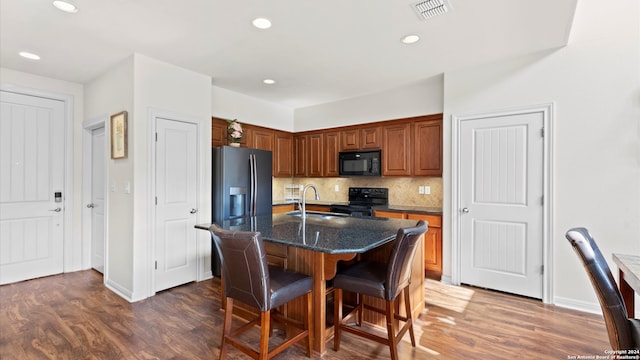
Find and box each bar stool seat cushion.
[333,261,386,300]
[269,265,313,309]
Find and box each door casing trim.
[82,116,108,273]
[451,103,554,303]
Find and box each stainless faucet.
[300,184,320,219]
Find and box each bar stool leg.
[404,287,416,346]
[386,299,399,360]
[219,298,233,360]
[259,311,270,360]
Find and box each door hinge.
[540,128,544,137]
[155,132,158,142]
[155,196,157,205]
[541,195,544,205]
[541,264,544,275]
[155,261,158,270]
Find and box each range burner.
[330,187,388,217]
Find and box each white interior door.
[0,91,65,284]
[90,127,105,273]
[155,117,198,292]
[459,111,544,299]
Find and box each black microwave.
[339,150,381,176]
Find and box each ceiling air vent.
[412,0,452,20]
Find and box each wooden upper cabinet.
[361,126,381,149]
[251,128,274,151]
[294,134,308,177]
[324,131,340,177]
[211,117,227,147]
[274,132,293,178]
[308,133,323,177]
[213,114,443,179]
[413,119,443,176]
[340,129,360,150]
[382,122,412,176]
[340,126,381,151]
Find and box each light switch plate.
[424,186,430,195]
[418,186,425,194]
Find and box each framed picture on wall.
[110,111,128,159]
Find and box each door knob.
[86,203,95,208]
[49,207,62,212]
[190,208,198,214]
[461,207,470,213]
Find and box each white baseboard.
[553,296,602,315]
[105,278,135,303]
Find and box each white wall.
[211,85,294,131]
[0,68,85,274]
[84,54,212,302]
[84,56,135,294]
[293,75,444,131]
[443,0,639,311]
[132,54,212,301]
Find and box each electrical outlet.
[424,186,430,195]
[418,186,425,194]
[334,185,339,192]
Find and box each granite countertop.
[196,212,418,254]
[381,205,442,215]
[271,200,441,215]
[272,200,347,207]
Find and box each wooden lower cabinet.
[406,213,442,281]
[272,203,295,214]
[372,209,405,219]
[375,209,443,280]
[304,204,331,212]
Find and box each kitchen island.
[197,211,425,355]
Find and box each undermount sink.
[285,211,349,221]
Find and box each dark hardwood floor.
[1,270,609,359]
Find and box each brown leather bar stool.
[333,220,428,360]
[566,227,640,350]
[209,224,313,360]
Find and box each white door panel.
[155,118,197,292]
[91,127,105,273]
[460,111,544,299]
[0,91,65,284]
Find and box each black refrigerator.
[211,146,272,276]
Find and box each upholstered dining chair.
[333,220,428,360]
[209,224,313,360]
[566,227,640,350]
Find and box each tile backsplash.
[273,177,442,208]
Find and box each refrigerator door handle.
[253,153,258,215]
[250,153,257,216]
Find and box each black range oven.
[330,187,388,217]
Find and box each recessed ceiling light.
[263,79,276,85]
[252,18,272,29]
[19,51,41,60]
[401,35,420,44]
[52,1,78,13]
